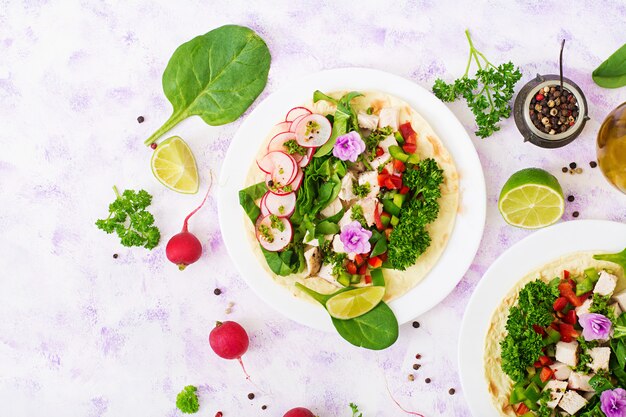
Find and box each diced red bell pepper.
[563,309,577,325]
[533,360,542,368]
[580,291,592,302]
[516,403,530,415]
[559,323,579,342]
[368,256,383,269]
[532,325,547,336]
[346,261,357,275]
[399,185,410,195]
[393,159,406,173]
[550,322,560,331]
[379,252,388,262]
[378,173,389,187]
[402,142,417,154]
[563,270,570,280]
[374,203,384,231]
[540,366,554,383]
[388,175,403,189]
[399,122,417,141]
[355,254,367,267]
[364,275,372,285]
[539,355,553,366]
[358,264,368,275]
[553,296,568,312]
[376,146,384,157]
[558,280,582,307]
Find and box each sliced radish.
[255,215,293,252]
[266,174,292,195]
[267,120,292,139]
[299,147,315,167]
[260,192,270,217]
[290,169,304,191]
[258,151,297,185]
[267,131,299,154]
[294,114,332,148]
[289,114,308,132]
[265,192,296,217]
[256,155,274,174]
[285,107,312,122]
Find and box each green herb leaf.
[95,186,161,250]
[238,181,266,223]
[592,44,626,88]
[176,385,199,414]
[332,302,399,350]
[349,403,363,417]
[314,91,362,156]
[594,247,626,273]
[145,25,271,145]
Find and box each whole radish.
[166,174,212,270]
[283,407,316,417]
[209,321,252,379]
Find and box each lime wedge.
[151,136,199,194]
[326,286,386,320]
[498,168,564,229]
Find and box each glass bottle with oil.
[597,103,626,194]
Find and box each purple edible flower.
[579,313,612,341]
[601,388,626,417]
[340,221,372,254]
[333,131,366,162]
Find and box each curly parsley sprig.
[95,186,161,250]
[432,29,522,138]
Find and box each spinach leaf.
[145,25,271,145]
[594,247,626,273]
[262,246,302,276]
[314,91,363,157]
[315,220,340,236]
[295,282,349,304]
[370,237,388,258]
[238,181,266,222]
[332,302,399,350]
[592,44,626,88]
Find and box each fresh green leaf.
[145,25,271,145]
[261,246,302,276]
[315,91,363,156]
[432,30,521,138]
[95,186,161,250]
[295,282,349,305]
[349,403,363,417]
[315,220,340,236]
[332,302,399,350]
[589,374,613,393]
[238,181,266,223]
[176,385,199,414]
[592,44,626,88]
[370,236,387,258]
[594,248,626,273]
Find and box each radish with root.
[209,321,252,379]
[283,408,316,417]
[166,174,212,270]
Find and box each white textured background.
[1,1,625,416]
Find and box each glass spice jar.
[597,102,626,194]
[513,74,589,148]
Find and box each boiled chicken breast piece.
[544,380,568,409]
[357,111,379,130]
[555,341,578,367]
[594,270,618,296]
[304,247,322,277]
[358,171,380,199]
[549,361,572,381]
[378,134,398,153]
[568,371,594,392]
[559,390,588,415]
[338,208,353,229]
[378,107,399,131]
[315,264,340,287]
[613,289,626,312]
[339,172,356,202]
[359,198,379,227]
[320,198,343,219]
[588,347,611,373]
[575,298,593,316]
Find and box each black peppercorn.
[413,364,420,370]
[113,253,118,259]
[569,162,577,169]
[248,393,255,400]
[562,167,568,173]
[214,288,222,296]
[261,405,267,410]
[567,195,575,202]
[137,116,145,123]
[573,211,580,218]
[449,388,456,395]
[412,321,420,328]
[425,378,431,383]
[590,161,597,168]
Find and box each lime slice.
[326,286,386,320]
[498,168,564,229]
[151,136,199,194]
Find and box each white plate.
[218,68,486,331]
[459,219,626,417]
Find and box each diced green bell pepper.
[509,384,527,404]
[388,145,408,162]
[390,215,399,227]
[544,328,561,346]
[392,193,406,207]
[394,132,404,145]
[407,153,420,164]
[337,273,351,287]
[585,267,600,283]
[576,276,594,296]
[382,199,401,217]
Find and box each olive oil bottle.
[598,103,626,194]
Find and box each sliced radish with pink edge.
[266,174,292,195]
[290,169,304,191]
[285,107,312,122]
[258,151,297,183]
[265,192,296,217]
[260,192,270,217]
[267,120,292,139]
[289,114,308,133]
[299,147,315,167]
[266,132,303,163]
[256,154,274,174]
[294,114,332,148]
[255,215,293,252]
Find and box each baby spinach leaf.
[295,282,349,304]
[315,220,340,236]
[315,91,363,156]
[145,25,271,145]
[262,247,301,276]
[238,181,266,222]
[594,247,626,272]
[592,44,626,88]
[332,302,399,350]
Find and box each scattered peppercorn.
[567,195,575,202]
[413,364,420,370]
[113,253,118,259]
[408,374,415,381]
[575,167,583,174]
[412,321,420,328]
[137,116,145,123]
[425,378,431,384]
[449,388,456,395]
[248,393,255,400]
[573,211,580,218]
[569,162,577,169]
[214,288,222,296]
[150,142,157,150]
[562,167,568,173]
[415,354,422,360]
[261,405,267,410]
[529,85,579,134]
[590,161,598,168]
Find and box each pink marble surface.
[1,1,626,416]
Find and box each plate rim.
[458,219,626,417]
[218,67,486,332]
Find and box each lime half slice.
[151,136,199,194]
[326,286,385,320]
[498,168,564,229]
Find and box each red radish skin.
[209,321,252,380]
[165,174,212,270]
[283,408,316,417]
